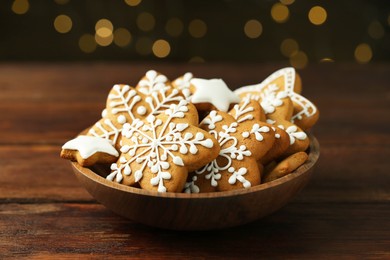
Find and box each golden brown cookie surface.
[107,101,220,193]
[186,110,275,193]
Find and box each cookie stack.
[61,68,319,193]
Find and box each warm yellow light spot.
[124,0,141,6]
[188,19,207,38]
[280,0,294,5]
[114,28,132,47]
[290,51,308,69]
[54,0,69,4]
[368,21,385,40]
[271,3,289,23]
[280,38,299,57]
[95,19,113,32]
[320,58,334,63]
[354,43,372,64]
[137,12,155,32]
[135,37,152,55]
[94,19,113,46]
[96,27,112,38]
[244,19,263,39]
[12,0,29,15]
[165,18,184,37]
[79,34,97,53]
[308,6,327,25]
[189,56,205,63]
[95,33,113,47]
[152,39,171,58]
[54,15,72,34]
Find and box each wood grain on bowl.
[71,135,319,230]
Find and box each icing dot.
[101,109,107,118]
[117,115,126,124]
[242,132,250,138]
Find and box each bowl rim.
[71,134,319,199]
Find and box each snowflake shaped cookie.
[107,100,219,193]
[188,111,275,193]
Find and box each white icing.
[138,70,169,95]
[107,101,214,193]
[201,110,223,130]
[173,72,193,101]
[230,97,255,123]
[234,67,317,121]
[184,175,200,193]
[62,135,119,159]
[190,78,240,112]
[196,114,252,188]
[89,84,185,146]
[136,106,147,115]
[242,124,270,141]
[88,119,121,146]
[278,125,307,145]
[259,84,288,114]
[101,109,107,118]
[228,167,251,188]
[117,115,126,124]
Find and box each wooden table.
[1,63,389,258]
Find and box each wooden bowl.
[71,135,319,230]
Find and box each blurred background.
[1,0,389,68]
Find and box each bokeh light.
[137,12,155,32]
[95,19,114,46]
[135,37,152,55]
[368,21,385,40]
[290,51,308,69]
[12,0,29,15]
[271,3,289,23]
[280,38,299,57]
[95,19,113,32]
[188,19,207,38]
[114,28,132,47]
[244,19,263,39]
[152,39,171,58]
[165,18,184,37]
[79,34,97,53]
[124,0,141,6]
[280,0,294,5]
[354,43,372,64]
[54,15,72,34]
[320,58,334,63]
[308,6,327,25]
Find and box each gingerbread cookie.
[171,72,195,101]
[234,67,319,130]
[107,100,220,193]
[234,69,310,157]
[186,110,275,193]
[228,97,290,165]
[61,136,119,166]
[61,71,186,166]
[263,151,308,182]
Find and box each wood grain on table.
[1,63,389,258]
